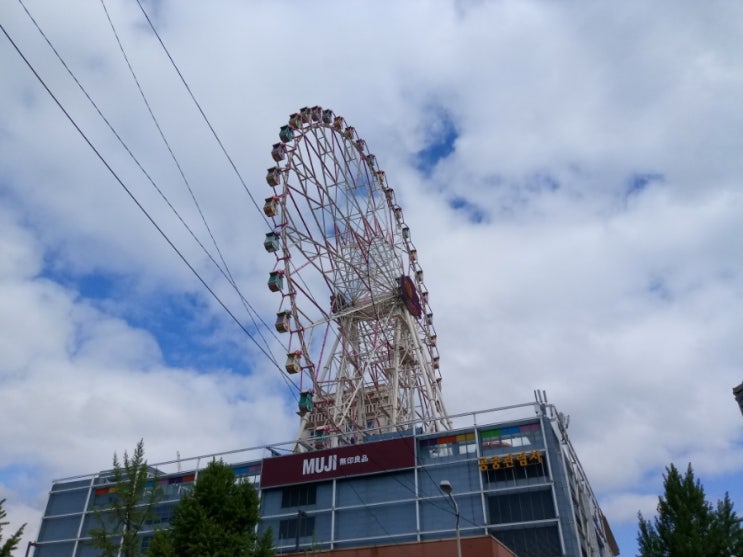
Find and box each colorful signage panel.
[260,436,415,488]
[478,450,544,471]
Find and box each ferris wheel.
[263,106,450,449]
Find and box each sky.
[1,0,742,555]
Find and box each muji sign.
[302,454,339,475]
[260,436,415,488]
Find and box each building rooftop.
[35,400,619,557]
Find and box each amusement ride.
[263,106,451,449]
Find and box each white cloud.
[1,1,741,555]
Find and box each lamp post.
[294,509,307,552]
[439,480,462,557]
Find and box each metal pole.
[295,510,306,552]
[440,481,462,557]
[448,493,462,557]
[25,541,38,557]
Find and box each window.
[488,489,556,523]
[480,451,548,485]
[281,484,317,508]
[278,515,315,540]
[145,504,174,526]
[490,524,562,557]
[233,463,262,486]
[480,423,543,454]
[418,432,477,461]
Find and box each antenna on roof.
[534,389,549,415]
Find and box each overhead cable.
[0,17,287,380]
[133,0,271,229]
[98,0,284,374]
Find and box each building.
[32,400,619,557]
[281,535,520,556]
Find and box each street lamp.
[439,480,462,557]
[294,510,307,552]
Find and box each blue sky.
[1,1,742,555]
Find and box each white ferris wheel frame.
[264,107,450,449]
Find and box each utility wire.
[359,438,486,532]
[100,0,229,275]
[123,0,297,397]
[130,2,335,407]
[15,0,292,393]
[0,17,287,379]
[133,0,271,229]
[98,0,283,376]
[338,479,422,557]
[14,1,219,299]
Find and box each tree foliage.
[148,460,273,557]
[0,498,25,557]
[89,439,161,557]
[637,463,743,557]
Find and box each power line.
[97,0,284,378]
[129,0,314,395]
[13,0,297,396]
[99,0,230,289]
[133,0,271,229]
[0,17,286,380]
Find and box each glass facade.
[32,403,618,557]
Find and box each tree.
[148,460,273,557]
[89,439,161,557]
[637,463,743,557]
[0,498,25,557]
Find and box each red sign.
[260,436,415,488]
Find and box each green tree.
[89,439,161,557]
[0,498,25,557]
[148,460,273,557]
[637,463,743,557]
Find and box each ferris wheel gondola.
[263,106,450,449]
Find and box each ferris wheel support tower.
[263,106,450,449]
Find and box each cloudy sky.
[1,0,742,554]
